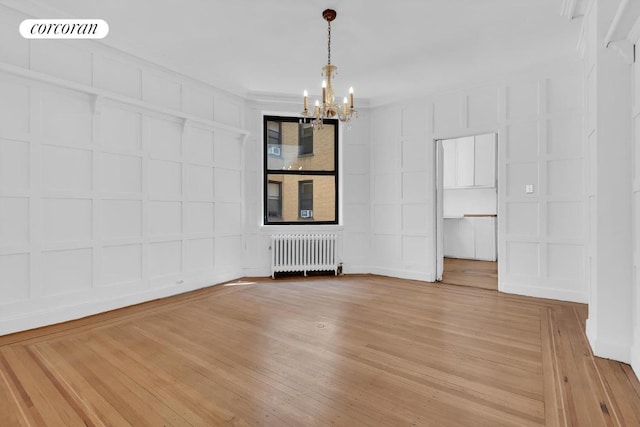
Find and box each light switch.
[525,184,534,194]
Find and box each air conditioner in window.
[300,209,313,218]
[268,146,281,156]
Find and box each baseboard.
[343,264,371,275]
[0,270,243,336]
[586,316,597,347]
[368,267,435,282]
[589,336,632,364]
[631,343,640,379]
[500,283,588,304]
[586,316,632,363]
[243,267,272,277]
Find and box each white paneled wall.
[342,113,372,272]
[369,62,586,301]
[0,5,247,335]
[371,101,434,280]
[502,75,585,302]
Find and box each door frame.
[434,131,499,282]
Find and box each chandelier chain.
[327,20,331,65]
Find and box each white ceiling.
[22,0,583,104]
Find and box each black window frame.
[263,115,338,225]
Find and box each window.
[263,116,338,225]
[267,181,282,219]
[267,121,281,156]
[299,123,313,156]
[298,180,313,219]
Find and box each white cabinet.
[457,216,475,258]
[456,136,475,187]
[444,216,496,261]
[473,217,496,260]
[443,141,457,188]
[442,133,495,188]
[443,217,457,256]
[474,133,496,187]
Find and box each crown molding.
[604,0,640,64]
[561,0,588,58]
[0,61,250,137]
[560,0,588,20]
[576,21,586,57]
[609,40,635,64]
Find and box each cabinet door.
[456,136,475,187]
[474,133,495,187]
[458,217,475,259]
[443,218,457,257]
[442,139,457,188]
[474,217,496,261]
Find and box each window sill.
[260,224,344,232]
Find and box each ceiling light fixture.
[302,9,357,129]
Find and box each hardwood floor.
[442,257,498,290]
[1,275,640,426]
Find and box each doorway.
[435,133,498,290]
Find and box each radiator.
[271,234,338,278]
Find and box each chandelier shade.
[302,9,357,129]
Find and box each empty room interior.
[2,0,640,425]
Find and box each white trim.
[0,62,249,137]
[604,0,640,63]
[368,267,435,283]
[631,343,640,379]
[608,40,635,65]
[589,336,632,364]
[342,265,370,275]
[577,21,586,57]
[586,316,597,346]
[501,283,588,304]
[560,0,578,20]
[560,0,588,21]
[604,0,631,46]
[630,15,640,45]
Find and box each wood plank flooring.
[442,257,498,290]
[1,275,639,426]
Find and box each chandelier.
[302,9,357,129]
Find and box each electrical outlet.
[525,184,534,194]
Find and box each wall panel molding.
[0,62,249,138]
[0,35,249,334]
